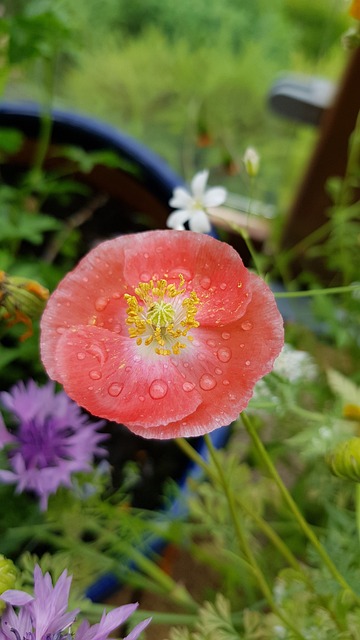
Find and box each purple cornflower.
[0,380,108,510]
[0,565,151,640]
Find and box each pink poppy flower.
[40,230,284,439]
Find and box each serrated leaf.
[2,213,62,244]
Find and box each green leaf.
[1,213,62,244]
[0,127,24,154]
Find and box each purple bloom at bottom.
[0,565,151,640]
[0,380,108,510]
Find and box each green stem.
[203,434,307,640]
[241,412,359,599]
[356,484,360,547]
[175,438,300,571]
[274,283,360,299]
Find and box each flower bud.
[243,147,260,177]
[0,555,17,611]
[0,270,49,340]
[326,437,360,482]
[349,0,360,20]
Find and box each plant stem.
[241,411,359,598]
[273,283,360,299]
[202,434,307,640]
[175,437,300,571]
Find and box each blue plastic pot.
[0,102,183,234]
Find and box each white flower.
[167,169,227,233]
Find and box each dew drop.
[182,381,195,392]
[214,367,222,375]
[140,272,151,282]
[219,282,227,290]
[82,276,89,283]
[200,276,211,290]
[95,297,109,312]
[221,331,231,340]
[138,395,145,402]
[222,379,230,385]
[112,292,121,300]
[217,347,232,363]
[144,252,149,259]
[240,343,245,348]
[77,352,86,360]
[87,386,94,391]
[113,323,122,333]
[206,339,217,348]
[149,379,168,399]
[108,383,124,397]
[199,374,217,391]
[56,327,65,335]
[241,321,253,331]
[133,354,141,363]
[197,352,206,361]
[245,360,251,366]
[89,370,102,380]
[87,344,107,366]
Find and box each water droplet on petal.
[139,395,145,402]
[133,355,141,363]
[56,327,65,334]
[241,321,253,331]
[140,272,151,282]
[183,381,195,392]
[199,374,217,390]
[87,344,107,366]
[221,332,231,340]
[108,383,123,397]
[82,277,89,283]
[240,343,245,348]
[89,370,102,380]
[222,379,230,385]
[217,347,232,363]
[219,283,227,290]
[200,276,211,290]
[207,339,217,348]
[149,379,168,399]
[214,367,223,375]
[197,352,206,361]
[245,360,251,366]
[95,297,109,312]
[77,352,86,360]
[112,292,121,299]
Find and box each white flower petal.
[169,187,193,209]
[188,210,211,233]
[203,186,227,207]
[191,170,209,199]
[166,210,190,230]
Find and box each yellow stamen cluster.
[124,275,200,356]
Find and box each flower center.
[124,275,200,356]
[17,418,71,468]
